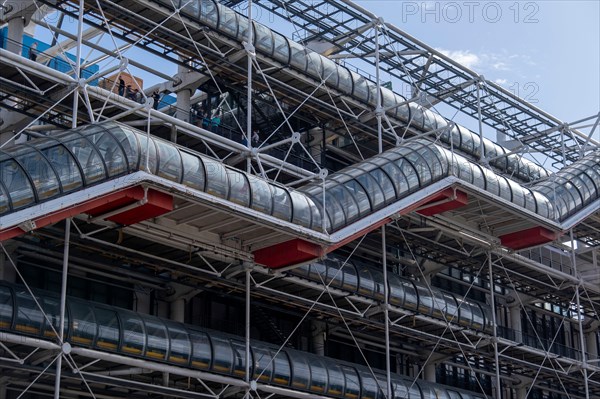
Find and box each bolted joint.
[291,131,301,144]
[119,57,129,71]
[243,41,256,57]
[62,342,72,355]
[318,168,328,180]
[374,105,384,117]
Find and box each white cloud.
[435,48,480,69]
[494,78,508,85]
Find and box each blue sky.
[356,0,600,126]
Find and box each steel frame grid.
[223,0,598,168]
[0,0,596,398]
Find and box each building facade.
[0,1,598,398]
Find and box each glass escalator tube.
[1,281,494,399]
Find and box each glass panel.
[0,183,9,214]
[143,316,168,361]
[249,175,273,214]
[443,293,459,324]
[306,52,323,78]
[227,168,250,206]
[342,365,360,399]
[523,188,537,213]
[497,176,512,202]
[431,290,447,319]
[309,262,327,283]
[366,80,379,107]
[41,144,83,193]
[369,167,397,203]
[13,149,60,200]
[62,136,106,184]
[181,151,205,190]
[308,357,328,393]
[69,299,97,345]
[351,71,369,103]
[447,390,463,399]
[306,196,322,232]
[38,295,60,339]
[88,130,127,177]
[189,329,212,369]
[416,284,434,316]
[203,157,229,199]
[0,285,12,330]
[460,128,475,154]
[231,339,248,379]
[328,184,359,225]
[273,32,290,63]
[393,157,420,193]
[253,345,273,382]
[344,179,371,216]
[321,57,339,88]
[359,370,379,399]
[272,350,291,386]
[121,311,146,356]
[111,125,140,170]
[533,191,552,219]
[0,159,35,209]
[211,335,234,374]
[403,149,431,186]
[337,65,353,94]
[371,269,385,301]
[181,0,200,19]
[236,12,250,42]
[569,172,594,205]
[166,322,191,365]
[289,40,308,71]
[507,179,525,208]
[136,134,158,174]
[388,274,404,307]
[393,380,411,399]
[342,262,359,293]
[218,5,239,38]
[355,171,385,210]
[290,351,310,390]
[456,298,473,329]
[422,110,439,132]
[394,93,411,122]
[408,103,425,128]
[470,302,485,330]
[199,0,218,29]
[271,184,292,222]
[325,261,344,289]
[254,23,274,55]
[401,279,419,311]
[155,139,182,182]
[470,164,485,190]
[291,190,312,228]
[482,168,500,196]
[95,306,120,351]
[358,267,375,297]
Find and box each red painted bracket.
[500,226,559,250]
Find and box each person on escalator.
[29,42,38,61]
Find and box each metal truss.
[0,0,598,398]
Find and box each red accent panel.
[417,188,468,216]
[500,226,559,250]
[87,187,173,225]
[85,186,147,217]
[253,238,323,269]
[0,186,172,242]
